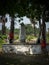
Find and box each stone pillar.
[19,23,26,42]
[0,22,2,34]
[48,28,49,33]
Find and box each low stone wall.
[2,44,49,55]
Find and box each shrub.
[2,35,7,39]
[0,38,5,48]
[26,35,37,41]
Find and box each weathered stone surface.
[2,44,44,55]
[2,44,49,55]
[19,23,26,42]
[0,23,2,30]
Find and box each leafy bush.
[26,35,37,41]
[26,36,31,41]
[2,35,7,39]
[0,39,4,43]
[0,39,5,48]
[0,35,7,48]
[0,35,7,40]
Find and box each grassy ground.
[0,34,9,48]
[0,34,49,48]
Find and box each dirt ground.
[0,52,49,65]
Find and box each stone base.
[2,44,49,55]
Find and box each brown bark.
[41,13,48,55]
[30,18,36,36]
[42,17,46,42]
[33,22,36,36]
[2,17,6,35]
[36,16,41,44]
[39,17,41,38]
[9,17,14,44]
[10,18,14,33]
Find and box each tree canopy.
[0,0,49,20]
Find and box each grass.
[26,35,37,41]
[0,35,7,48]
[0,39,7,48]
[14,35,19,40]
[0,34,49,48]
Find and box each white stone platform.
[2,44,49,55]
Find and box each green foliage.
[46,33,49,43]
[0,38,4,43]
[0,0,49,19]
[25,24,33,35]
[26,35,37,41]
[26,35,31,41]
[6,28,10,34]
[2,35,7,39]
[14,29,19,34]
[25,24,39,35]
[14,35,19,40]
[0,38,6,48]
[0,35,7,40]
[0,35,7,48]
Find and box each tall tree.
[30,18,37,36]
[9,17,14,43]
[0,0,49,53]
[1,16,7,35]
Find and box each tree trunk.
[2,16,6,35]
[36,16,41,44]
[9,17,14,44]
[41,13,47,55]
[39,16,41,38]
[10,18,14,33]
[42,18,46,43]
[30,18,36,36]
[33,22,36,36]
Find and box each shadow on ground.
[0,52,49,65]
